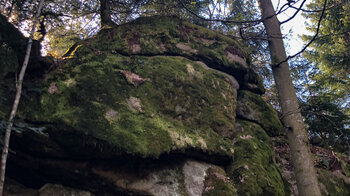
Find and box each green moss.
[1,16,262,161]
[30,51,237,158]
[236,90,284,136]
[318,168,350,196]
[342,160,350,177]
[228,120,286,196]
[76,16,264,93]
[203,167,237,196]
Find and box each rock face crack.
[195,61,239,90]
[111,49,241,90]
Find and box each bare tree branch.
[289,0,346,13]
[272,0,328,67]
[177,0,330,71]
[280,0,307,25]
[177,0,290,25]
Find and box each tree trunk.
[257,0,321,195]
[100,0,113,27]
[0,0,45,195]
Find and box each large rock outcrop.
[0,15,289,196]
[2,15,349,196]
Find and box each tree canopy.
[299,0,350,153]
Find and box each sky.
[271,0,312,55]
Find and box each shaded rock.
[4,179,93,196]
[228,120,286,196]
[92,159,221,196]
[7,149,231,196]
[242,70,265,94]
[25,53,237,159]
[203,167,237,196]
[225,51,248,68]
[195,61,239,91]
[4,178,38,196]
[236,90,284,136]
[39,184,93,196]
[183,160,211,196]
[317,169,350,195]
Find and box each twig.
[272,0,328,67]
[280,0,307,25]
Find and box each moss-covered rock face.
[0,14,44,119]
[2,16,294,195]
[318,169,350,196]
[203,167,237,196]
[33,38,239,158]
[65,16,264,94]
[228,120,286,196]
[236,90,284,136]
[16,16,273,159]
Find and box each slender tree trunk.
[0,0,45,194]
[257,0,321,195]
[100,0,113,27]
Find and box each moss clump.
[318,168,350,196]
[228,120,286,196]
[203,167,237,196]
[236,90,284,136]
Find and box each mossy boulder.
[1,16,293,195]
[228,120,286,195]
[318,169,350,195]
[24,20,246,158]
[236,90,284,136]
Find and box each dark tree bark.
[100,0,113,27]
[0,0,45,194]
[257,0,321,195]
